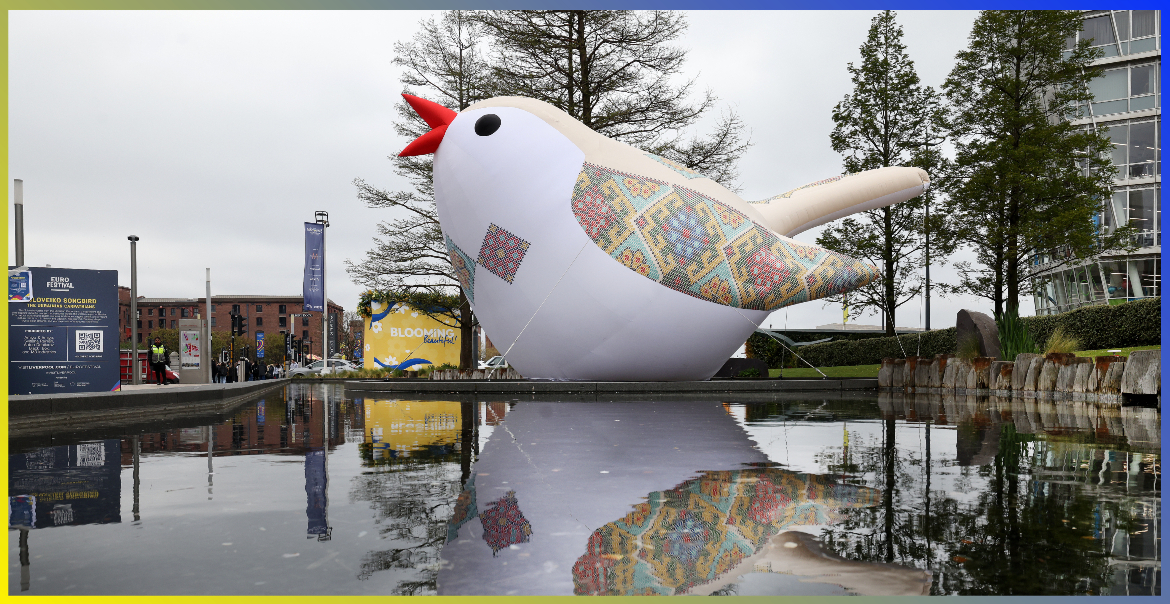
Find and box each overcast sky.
[8,9,991,333]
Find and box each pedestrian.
[244,357,253,382]
[149,337,168,385]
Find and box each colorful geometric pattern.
[479,490,533,555]
[645,153,707,179]
[748,175,847,204]
[571,468,880,596]
[445,235,476,303]
[446,476,478,544]
[476,224,530,284]
[571,163,879,311]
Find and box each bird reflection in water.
[571,467,924,596]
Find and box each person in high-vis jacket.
[149,337,168,385]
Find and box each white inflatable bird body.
[399,95,929,381]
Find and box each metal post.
[205,269,212,383]
[128,236,140,385]
[315,211,330,365]
[14,179,24,267]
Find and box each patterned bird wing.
[570,162,880,312]
[749,166,930,238]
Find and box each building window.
[1104,120,1160,178]
[232,304,240,314]
[302,316,310,326]
[148,320,153,329]
[210,317,216,327]
[255,304,263,313]
[138,333,142,343]
[148,308,153,316]
[181,308,189,318]
[210,304,216,312]
[279,316,287,327]
[279,304,287,314]
[137,319,142,328]
[169,308,175,316]
[171,320,177,328]
[256,317,263,326]
[302,330,309,339]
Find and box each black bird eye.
[475,114,501,136]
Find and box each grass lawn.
[768,364,881,379]
[1072,345,1160,358]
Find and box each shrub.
[745,297,1158,367]
[1043,327,1080,354]
[996,308,1039,362]
[736,368,761,378]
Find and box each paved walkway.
[116,381,277,392]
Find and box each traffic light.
[231,313,246,337]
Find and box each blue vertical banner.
[256,332,266,359]
[305,448,328,537]
[303,222,325,312]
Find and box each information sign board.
[8,267,120,394]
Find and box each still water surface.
[7,383,1160,595]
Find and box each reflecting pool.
[7,384,1160,595]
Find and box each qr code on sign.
[76,330,103,352]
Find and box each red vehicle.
[119,350,180,384]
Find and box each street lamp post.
[14,179,25,267]
[128,236,140,385]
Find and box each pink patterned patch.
[477,224,530,284]
[746,249,791,291]
[571,186,614,239]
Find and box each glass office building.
[1032,10,1161,315]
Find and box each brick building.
[118,288,343,359]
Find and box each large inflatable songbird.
[400,94,928,381]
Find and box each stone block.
[1012,353,1038,390]
[1073,361,1092,393]
[911,356,932,391]
[1088,356,1124,392]
[878,358,897,388]
[1121,350,1161,396]
[956,309,1002,360]
[1057,357,1091,392]
[930,354,952,388]
[890,359,906,388]
[1036,359,1060,393]
[1099,361,1126,395]
[943,358,969,389]
[992,361,1013,391]
[969,357,994,389]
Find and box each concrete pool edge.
[343,378,879,395]
[8,379,291,434]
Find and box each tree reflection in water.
[772,394,1164,596]
[348,398,478,595]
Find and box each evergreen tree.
[942,10,1133,317]
[817,11,950,335]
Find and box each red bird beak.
[399,94,458,156]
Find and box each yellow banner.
[363,301,461,370]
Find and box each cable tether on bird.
[487,241,590,380]
[730,307,827,378]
